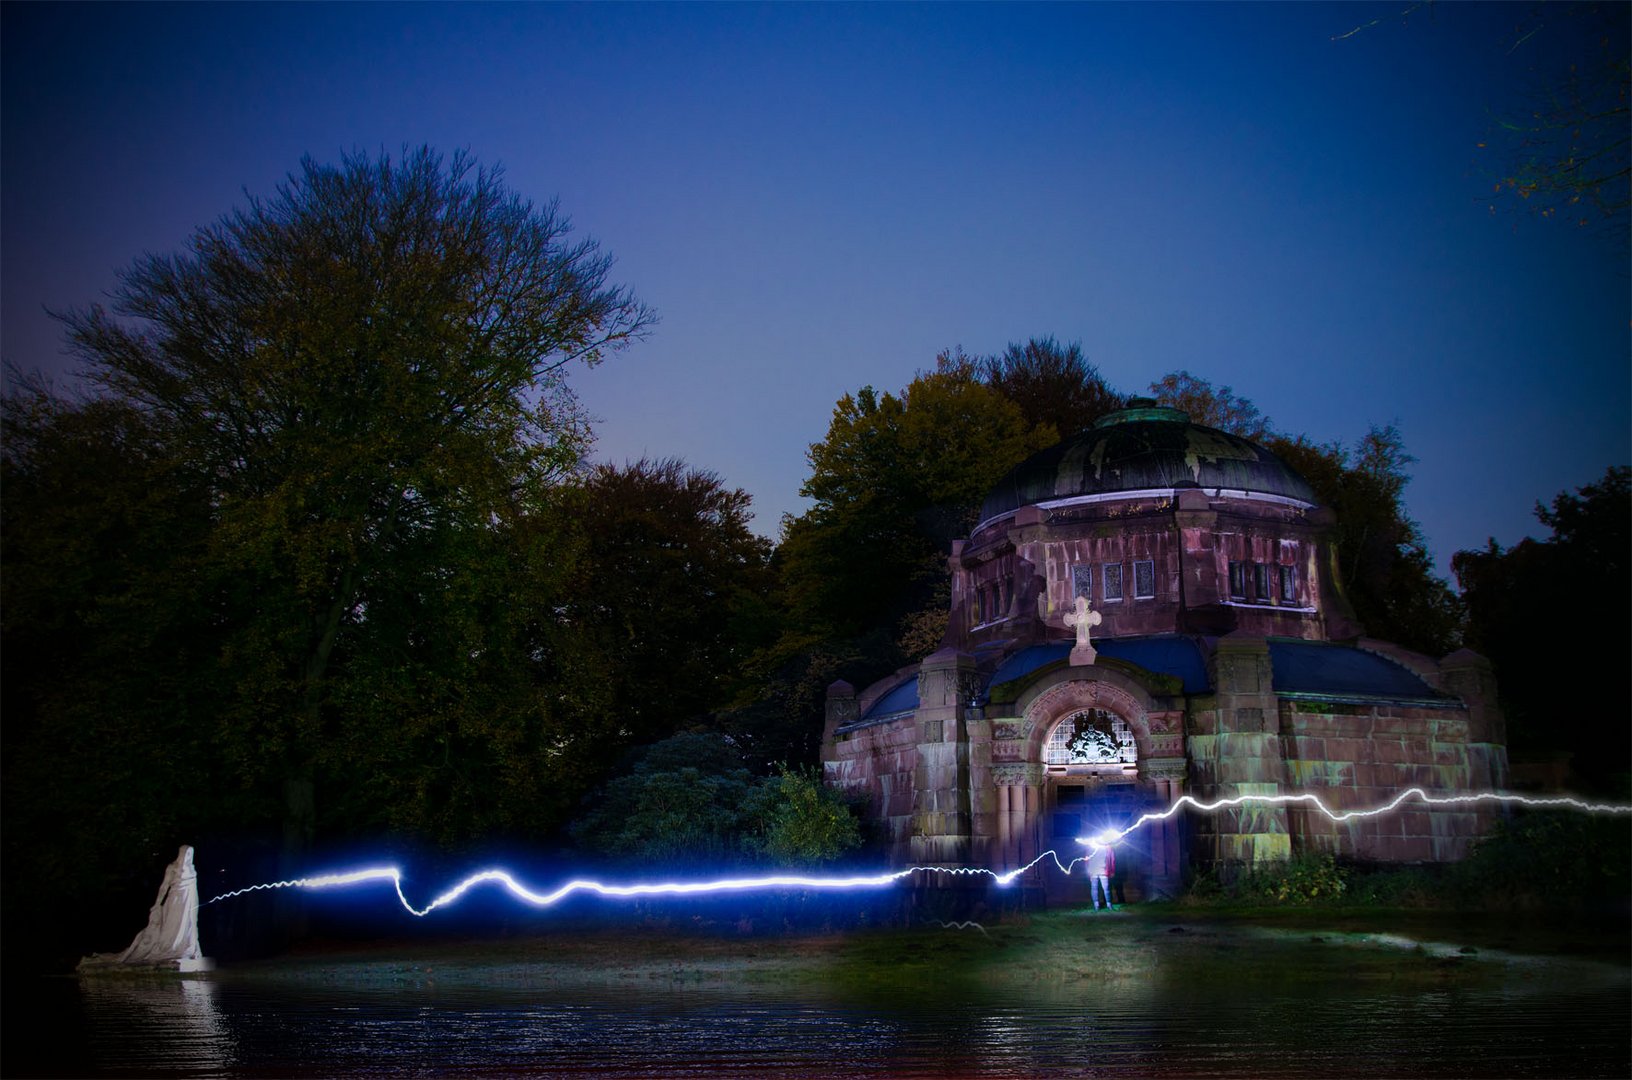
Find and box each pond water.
[8,942,1629,1078]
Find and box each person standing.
[1085,840,1115,911]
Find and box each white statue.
[80,845,214,973]
[1064,594,1102,666]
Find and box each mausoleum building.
[821,404,1509,900]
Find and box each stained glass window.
[1045,709,1137,766]
[1134,559,1155,599]
[1071,564,1092,601]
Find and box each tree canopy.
[2,147,662,965]
[979,337,1125,440]
[1269,426,1462,657]
[560,458,774,751]
[1149,370,1273,440]
[784,350,1051,648]
[1453,466,1630,794]
[49,147,655,836]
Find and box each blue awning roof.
[858,675,919,722]
[984,642,1071,692]
[1100,636,1212,694]
[853,637,1447,727]
[984,636,1212,699]
[1267,641,1444,701]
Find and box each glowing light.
[1075,787,1632,849]
[207,788,1631,916]
[209,866,923,917]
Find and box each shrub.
[571,736,864,870]
[1448,810,1631,909]
[1239,854,1348,905]
[743,765,863,866]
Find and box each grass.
[216,903,1628,999]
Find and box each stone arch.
[1014,666,1158,774]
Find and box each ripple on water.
[10,965,1627,1078]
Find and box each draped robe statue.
[79,845,213,973]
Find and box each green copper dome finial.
[1093,398,1189,429]
[977,397,1318,525]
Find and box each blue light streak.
[1075,787,1632,848]
[208,788,1632,915]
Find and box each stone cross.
[1064,594,1102,666]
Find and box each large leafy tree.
[745,353,1054,769]
[562,458,775,751]
[979,337,1125,440]
[56,147,651,840]
[315,488,614,846]
[784,351,1050,649]
[4,148,653,962]
[1453,467,1630,793]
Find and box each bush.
[1340,865,1442,908]
[1181,855,1347,906]
[743,765,864,867]
[1447,810,1631,910]
[569,762,756,865]
[1239,855,1348,905]
[1178,812,1632,911]
[571,735,863,869]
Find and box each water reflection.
[15,956,1629,1078]
[74,976,235,1077]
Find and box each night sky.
[4,2,1626,574]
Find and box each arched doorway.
[1042,709,1162,903]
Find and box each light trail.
[206,788,1632,915]
[1075,787,1632,848]
[209,867,926,917]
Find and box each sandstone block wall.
[1188,636,1292,865]
[1278,702,1507,863]
[823,716,918,863]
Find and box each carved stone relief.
[1023,678,1143,741]
[990,720,1024,762]
[991,763,1044,787]
[1142,756,1189,782]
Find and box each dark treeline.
[3,149,1623,970]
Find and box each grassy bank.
[216,903,1628,1000]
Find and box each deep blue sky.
[4,2,1626,577]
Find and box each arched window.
[1045,709,1137,768]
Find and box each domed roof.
[978,404,1318,525]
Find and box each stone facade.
[821,405,1509,901]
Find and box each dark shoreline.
[196,905,1630,994]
